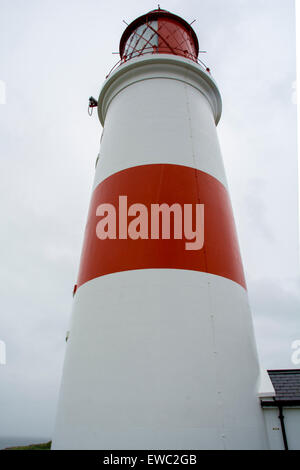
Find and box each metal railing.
[105,47,210,79]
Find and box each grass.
[3,441,52,450]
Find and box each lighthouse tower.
[52,9,269,450]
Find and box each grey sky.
[0,0,299,442]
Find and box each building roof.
[267,369,300,404]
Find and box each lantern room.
[119,9,199,63]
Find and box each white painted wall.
[95,55,224,189]
[284,408,300,450]
[53,270,268,449]
[263,407,300,450]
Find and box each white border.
[296,0,300,261]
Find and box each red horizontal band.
[77,164,246,289]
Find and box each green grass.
[3,441,52,450]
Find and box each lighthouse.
[52,9,269,450]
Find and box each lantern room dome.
[119,9,199,63]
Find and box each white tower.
[52,9,269,450]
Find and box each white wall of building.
[263,407,300,450]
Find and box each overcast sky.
[0,0,299,442]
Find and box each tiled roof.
[268,369,300,402]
